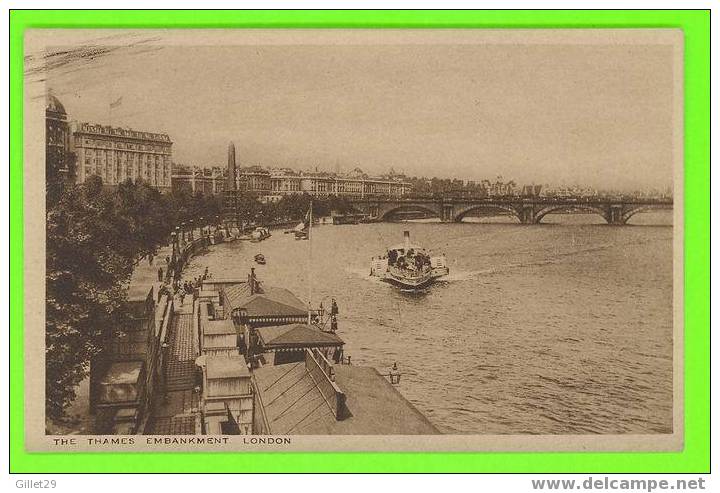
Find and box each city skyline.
[28,30,676,192]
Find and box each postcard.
[24,28,683,452]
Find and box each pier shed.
[201,355,253,435]
[202,318,239,358]
[220,282,308,327]
[255,323,344,365]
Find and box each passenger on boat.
[388,249,398,265]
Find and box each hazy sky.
[31,32,676,190]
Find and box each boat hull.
[381,274,436,290]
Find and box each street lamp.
[181,222,186,244]
[170,230,177,268]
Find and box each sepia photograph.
[23,28,683,452]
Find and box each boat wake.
[345,267,388,284]
[434,243,620,282]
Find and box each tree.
[45,176,186,422]
[45,176,135,421]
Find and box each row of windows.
[78,138,170,153]
[82,163,171,186]
[267,179,409,195]
[82,150,170,165]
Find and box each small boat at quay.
[250,227,271,242]
[293,209,311,240]
[370,231,449,290]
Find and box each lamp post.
[189,219,194,242]
[181,222,186,244]
[170,229,178,283]
[170,231,177,265]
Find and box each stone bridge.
[349,197,673,225]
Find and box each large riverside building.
[71,122,173,192]
[267,168,410,201]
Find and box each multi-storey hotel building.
[71,122,173,192]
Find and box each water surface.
[184,212,674,434]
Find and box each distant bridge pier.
[607,205,625,225]
[520,205,536,224]
[441,204,455,223]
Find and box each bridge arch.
[534,204,609,224]
[453,204,522,223]
[621,204,673,224]
[379,204,441,221]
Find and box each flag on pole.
[109,96,123,109]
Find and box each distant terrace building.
[267,167,411,201]
[237,166,272,194]
[172,164,225,195]
[221,141,412,206]
[71,122,173,192]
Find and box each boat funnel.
[404,230,410,251]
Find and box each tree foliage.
[46,176,137,421]
[45,176,227,421]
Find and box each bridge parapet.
[349,197,672,225]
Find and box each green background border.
[9,9,710,473]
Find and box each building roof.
[206,355,250,380]
[256,324,344,349]
[253,363,439,435]
[222,283,307,318]
[203,318,236,336]
[73,122,172,143]
[100,361,144,385]
[203,337,237,350]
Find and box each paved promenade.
[148,297,200,435]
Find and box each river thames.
[183,212,674,435]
